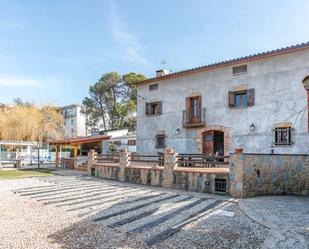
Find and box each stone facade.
[136,47,309,155]
[229,152,309,197]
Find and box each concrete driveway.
[240,196,309,249]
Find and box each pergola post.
[74,145,78,158]
[55,145,59,168]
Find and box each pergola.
[48,135,111,166]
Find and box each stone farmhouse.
[136,42,309,156]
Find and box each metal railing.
[176,154,229,168]
[95,154,120,164]
[129,154,164,166]
[182,108,206,127]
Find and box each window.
[235,91,247,108]
[156,134,166,148]
[215,178,226,192]
[233,65,247,75]
[149,84,158,91]
[229,89,254,108]
[111,140,121,146]
[145,101,162,116]
[128,140,136,146]
[275,127,293,145]
[71,119,74,125]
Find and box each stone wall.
[229,152,309,197]
[173,170,229,194]
[89,150,229,195]
[89,149,308,198]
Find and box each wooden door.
[203,131,214,155]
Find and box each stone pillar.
[119,149,129,182]
[162,148,176,188]
[87,149,96,176]
[229,147,245,198]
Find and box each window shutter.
[157,101,162,115]
[145,103,150,115]
[186,97,192,123]
[247,88,255,106]
[228,91,235,107]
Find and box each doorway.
[203,131,224,155]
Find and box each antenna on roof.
[160,59,166,70]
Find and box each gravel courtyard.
[0,171,305,249]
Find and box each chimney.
[156,69,170,77]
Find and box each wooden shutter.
[157,101,162,115]
[145,103,150,115]
[185,97,192,123]
[247,88,255,106]
[228,91,235,107]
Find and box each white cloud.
[0,77,41,87]
[108,0,150,67]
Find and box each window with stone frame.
[274,127,293,146]
[228,88,255,108]
[145,101,162,116]
[156,134,166,148]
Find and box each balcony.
[182,108,206,128]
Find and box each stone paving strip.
[36,186,118,202]
[57,188,148,207]
[73,192,167,217]
[5,174,270,248]
[24,176,231,245]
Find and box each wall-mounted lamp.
[270,145,274,154]
[175,128,181,134]
[250,123,255,131]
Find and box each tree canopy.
[0,103,64,142]
[82,72,145,131]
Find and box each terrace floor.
[0,169,307,248]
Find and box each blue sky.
[0,0,309,106]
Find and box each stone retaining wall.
[229,152,309,197]
[89,149,308,198]
[89,150,230,195]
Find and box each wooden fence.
[95,154,120,164]
[176,154,229,168]
[129,153,164,166]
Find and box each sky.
[0,0,309,106]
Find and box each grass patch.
[0,168,54,180]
